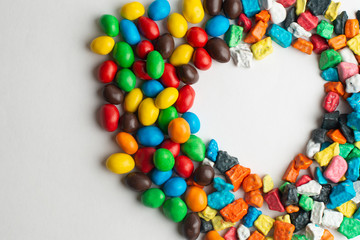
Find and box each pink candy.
[297,11,318,31]
[224,227,238,240]
[323,155,348,183]
[338,62,359,82]
[323,92,340,112]
[296,175,312,187]
[277,0,296,8]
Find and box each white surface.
[0,0,359,239]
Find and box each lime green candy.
[224,25,243,48]
[100,14,119,37]
[181,135,205,162]
[319,49,342,70]
[158,106,178,133]
[299,195,313,211]
[162,197,187,222]
[338,217,360,239]
[115,69,136,92]
[347,146,360,160]
[141,188,165,208]
[317,20,334,39]
[146,51,164,79]
[292,235,309,240]
[113,41,134,68]
[153,148,175,171]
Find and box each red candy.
[193,48,212,70]
[160,139,180,158]
[134,147,156,173]
[238,13,252,33]
[186,27,208,48]
[160,63,180,88]
[277,0,296,8]
[295,175,312,187]
[98,60,117,83]
[132,60,152,80]
[137,16,159,40]
[310,34,329,54]
[135,40,154,59]
[264,188,285,212]
[175,85,195,113]
[174,155,194,178]
[99,104,120,132]
[297,11,318,31]
[323,91,340,112]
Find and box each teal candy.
[346,158,360,181]
[321,68,339,81]
[267,24,292,48]
[207,178,234,210]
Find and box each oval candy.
[116,132,139,154]
[175,85,195,113]
[132,60,151,80]
[100,14,119,37]
[138,98,160,126]
[119,112,140,133]
[176,65,199,85]
[150,169,173,185]
[168,118,191,144]
[113,41,135,68]
[137,126,164,147]
[158,106,179,133]
[170,44,194,66]
[182,112,200,134]
[106,153,135,174]
[203,0,223,16]
[183,0,205,24]
[183,213,201,240]
[146,51,165,79]
[116,68,136,92]
[124,88,143,112]
[141,80,164,98]
[120,19,141,45]
[167,13,188,38]
[153,148,175,171]
[126,172,152,192]
[98,60,117,83]
[141,188,166,208]
[223,0,242,19]
[205,37,231,63]
[90,36,115,55]
[186,27,208,48]
[184,186,207,212]
[163,197,188,222]
[155,33,175,59]
[121,1,145,20]
[99,104,119,132]
[135,40,154,59]
[137,16,160,40]
[148,0,171,21]
[134,147,156,173]
[193,48,212,70]
[205,15,230,37]
[163,177,187,197]
[155,87,179,109]
[160,139,180,158]
[160,63,180,88]
[102,84,124,105]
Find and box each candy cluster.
[90,0,360,239]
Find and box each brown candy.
[176,64,199,85]
[102,84,124,105]
[203,0,223,16]
[183,212,201,240]
[193,165,215,186]
[125,172,152,192]
[223,0,242,19]
[154,33,175,59]
[119,112,139,133]
[205,38,231,63]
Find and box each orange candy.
[324,82,345,96]
[328,35,347,51]
[273,220,295,240]
[168,118,191,144]
[225,164,251,191]
[220,198,248,223]
[255,10,270,23]
[345,19,359,39]
[321,229,334,240]
[243,174,263,192]
[115,132,138,154]
[292,38,313,55]
[282,160,300,183]
[355,54,360,64]
[248,231,265,240]
[184,186,207,212]
[327,129,347,144]
[285,205,299,213]
[294,153,313,170]
[186,178,204,189]
[245,189,264,208]
[205,231,224,240]
[244,21,268,44]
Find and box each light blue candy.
[321,68,339,81]
[355,131,360,142]
[243,206,262,228]
[347,93,360,112]
[327,180,356,209]
[241,0,261,17]
[163,177,187,197]
[207,178,234,210]
[120,19,141,45]
[206,139,218,162]
[148,0,170,21]
[182,112,200,134]
[267,24,292,48]
[141,80,164,98]
[315,167,328,184]
[346,158,360,182]
[150,169,172,185]
[354,207,360,220]
[321,142,331,151]
[205,15,230,37]
[137,126,164,147]
[347,112,360,131]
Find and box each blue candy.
[320,142,331,151]
[207,178,234,210]
[315,167,328,184]
[243,206,262,228]
[346,158,360,181]
[119,19,141,45]
[205,15,230,37]
[206,139,219,162]
[354,207,360,220]
[141,80,164,98]
[347,112,360,131]
[355,131,360,142]
[137,126,164,147]
[163,177,187,197]
[321,68,339,81]
[347,93,360,112]
[327,180,356,209]
[241,0,261,17]
[148,0,170,21]
[182,112,200,134]
[150,169,172,185]
[267,24,292,48]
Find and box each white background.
[0,0,359,239]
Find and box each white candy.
[339,48,358,65]
[237,224,250,240]
[351,181,360,204]
[297,180,322,196]
[288,22,312,39]
[202,158,215,167]
[306,223,325,240]
[311,201,325,225]
[230,43,253,68]
[306,139,321,159]
[269,2,286,24]
[259,0,273,10]
[322,209,343,229]
[345,74,360,93]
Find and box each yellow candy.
[254,215,275,236]
[296,0,307,15]
[167,13,188,38]
[155,87,179,109]
[347,34,360,55]
[106,153,135,174]
[211,216,235,231]
[336,200,357,218]
[314,142,339,167]
[198,206,217,221]
[325,1,341,22]
[265,237,274,240]
[276,214,291,224]
[251,37,273,60]
[170,44,194,66]
[263,174,274,193]
[124,88,143,113]
[355,141,360,149]
[138,98,159,126]
[120,1,145,20]
[183,0,204,24]
[90,36,115,55]
[339,175,347,182]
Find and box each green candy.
[319,49,342,70]
[181,135,205,162]
[153,148,175,171]
[224,25,243,48]
[100,14,119,37]
[162,197,187,222]
[158,106,178,133]
[113,41,134,68]
[346,146,360,160]
[317,20,334,39]
[299,195,313,211]
[146,51,164,79]
[279,182,291,192]
[115,69,136,92]
[292,235,309,240]
[141,188,166,208]
[338,217,360,239]
[339,143,355,159]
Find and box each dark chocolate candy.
[176,64,199,85]
[119,112,140,133]
[223,0,242,19]
[205,38,230,63]
[154,33,174,59]
[203,0,223,16]
[103,84,125,105]
[193,165,215,186]
[125,172,152,192]
[183,213,201,240]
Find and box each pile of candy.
[90,0,360,239]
